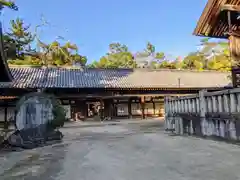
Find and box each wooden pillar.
[14,109,17,129]
[103,98,112,118]
[4,106,8,129]
[111,99,115,119]
[128,98,132,119]
[106,99,113,119]
[100,98,104,120]
[83,100,88,119]
[153,101,156,116]
[113,102,117,117]
[231,68,237,88]
[141,96,145,119]
[229,35,240,87]
[112,99,116,118]
[103,99,107,117]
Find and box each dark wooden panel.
[232,67,240,87]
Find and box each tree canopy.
[1,2,232,71]
[86,39,230,71]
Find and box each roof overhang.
[0,22,13,82]
[193,0,240,39]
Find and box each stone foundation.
[165,115,240,141]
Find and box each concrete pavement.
[62,118,164,128]
[1,121,240,180]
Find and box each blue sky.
[1,0,207,63]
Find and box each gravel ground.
[0,120,240,180]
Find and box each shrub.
[47,103,66,130]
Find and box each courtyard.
[0,120,240,180]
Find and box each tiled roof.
[0,66,232,89]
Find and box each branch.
[0,0,18,10]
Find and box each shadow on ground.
[1,120,240,180]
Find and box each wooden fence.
[164,88,240,141]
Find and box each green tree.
[199,37,231,70]
[72,54,87,66]
[182,52,204,70]
[3,33,17,59]
[7,18,34,58]
[35,40,85,66]
[158,60,176,69]
[89,42,136,68]
[0,1,19,60]
[27,16,88,66]
[0,0,18,11]
[178,38,231,71]
[207,54,231,71]
[155,52,165,60]
[108,42,128,54]
[146,42,155,55]
[150,52,166,68]
[87,60,99,68]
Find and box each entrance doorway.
[87,102,101,117]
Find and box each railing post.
[164,96,169,130]
[199,90,207,136]
[230,93,237,140]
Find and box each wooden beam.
[221,4,240,12]
[225,30,240,38]
[56,94,189,99]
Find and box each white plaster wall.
[117,103,164,116]
[117,104,129,116]
[131,103,142,115]
[63,105,71,119]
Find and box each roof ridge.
[9,65,43,68]
[8,65,229,73]
[133,68,229,73]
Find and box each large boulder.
[1,92,65,150]
[5,124,63,149]
[46,130,63,141]
[6,124,46,149]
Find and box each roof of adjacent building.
[0,66,231,89]
[193,0,240,38]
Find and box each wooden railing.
[164,88,240,141]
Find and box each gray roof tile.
[0,67,232,89]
